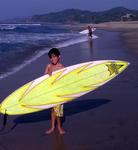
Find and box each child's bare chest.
[51,65,63,72]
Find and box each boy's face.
[50,54,60,65]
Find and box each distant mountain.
[30,9,95,23]
[93,7,138,23]
[3,7,138,24]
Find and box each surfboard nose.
[117,60,130,71]
[107,60,129,75]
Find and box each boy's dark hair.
[48,48,60,58]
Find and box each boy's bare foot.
[58,128,65,135]
[45,128,54,134]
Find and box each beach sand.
[0,22,138,150]
[91,21,138,54]
[94,21,138,54]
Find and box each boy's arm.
[44,64,52,75]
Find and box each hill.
[28,7,138,23]
[2,7,138,24]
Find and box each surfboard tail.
[0,105,8,130]
[0,104,2,114]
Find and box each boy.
[45,48,65,134]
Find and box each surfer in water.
[45,48,65,134]
[87,25,92,37]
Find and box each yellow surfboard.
[0,60,129,115]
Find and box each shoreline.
[88,21,138,53]
[70,21,138,53]
[0,21,137,81]
[93,21,138,54]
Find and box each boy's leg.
[57,117,65,134]
[46,109,56,134]
[54,104,65,134]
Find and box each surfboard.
[89,34,98,39]
[79,28,96,34]
[0,60,129,115]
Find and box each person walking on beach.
[45,48,65,135]
[87,25,92,37]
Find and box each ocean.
[0,23,98,80]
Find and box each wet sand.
[71,21,138,53]
[0,28,138,150]
[89,21,138,54]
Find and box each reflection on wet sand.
[87,36,95,59]
[88,37,93,50]
[52,130,66,150]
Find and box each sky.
[0,0,138,20]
